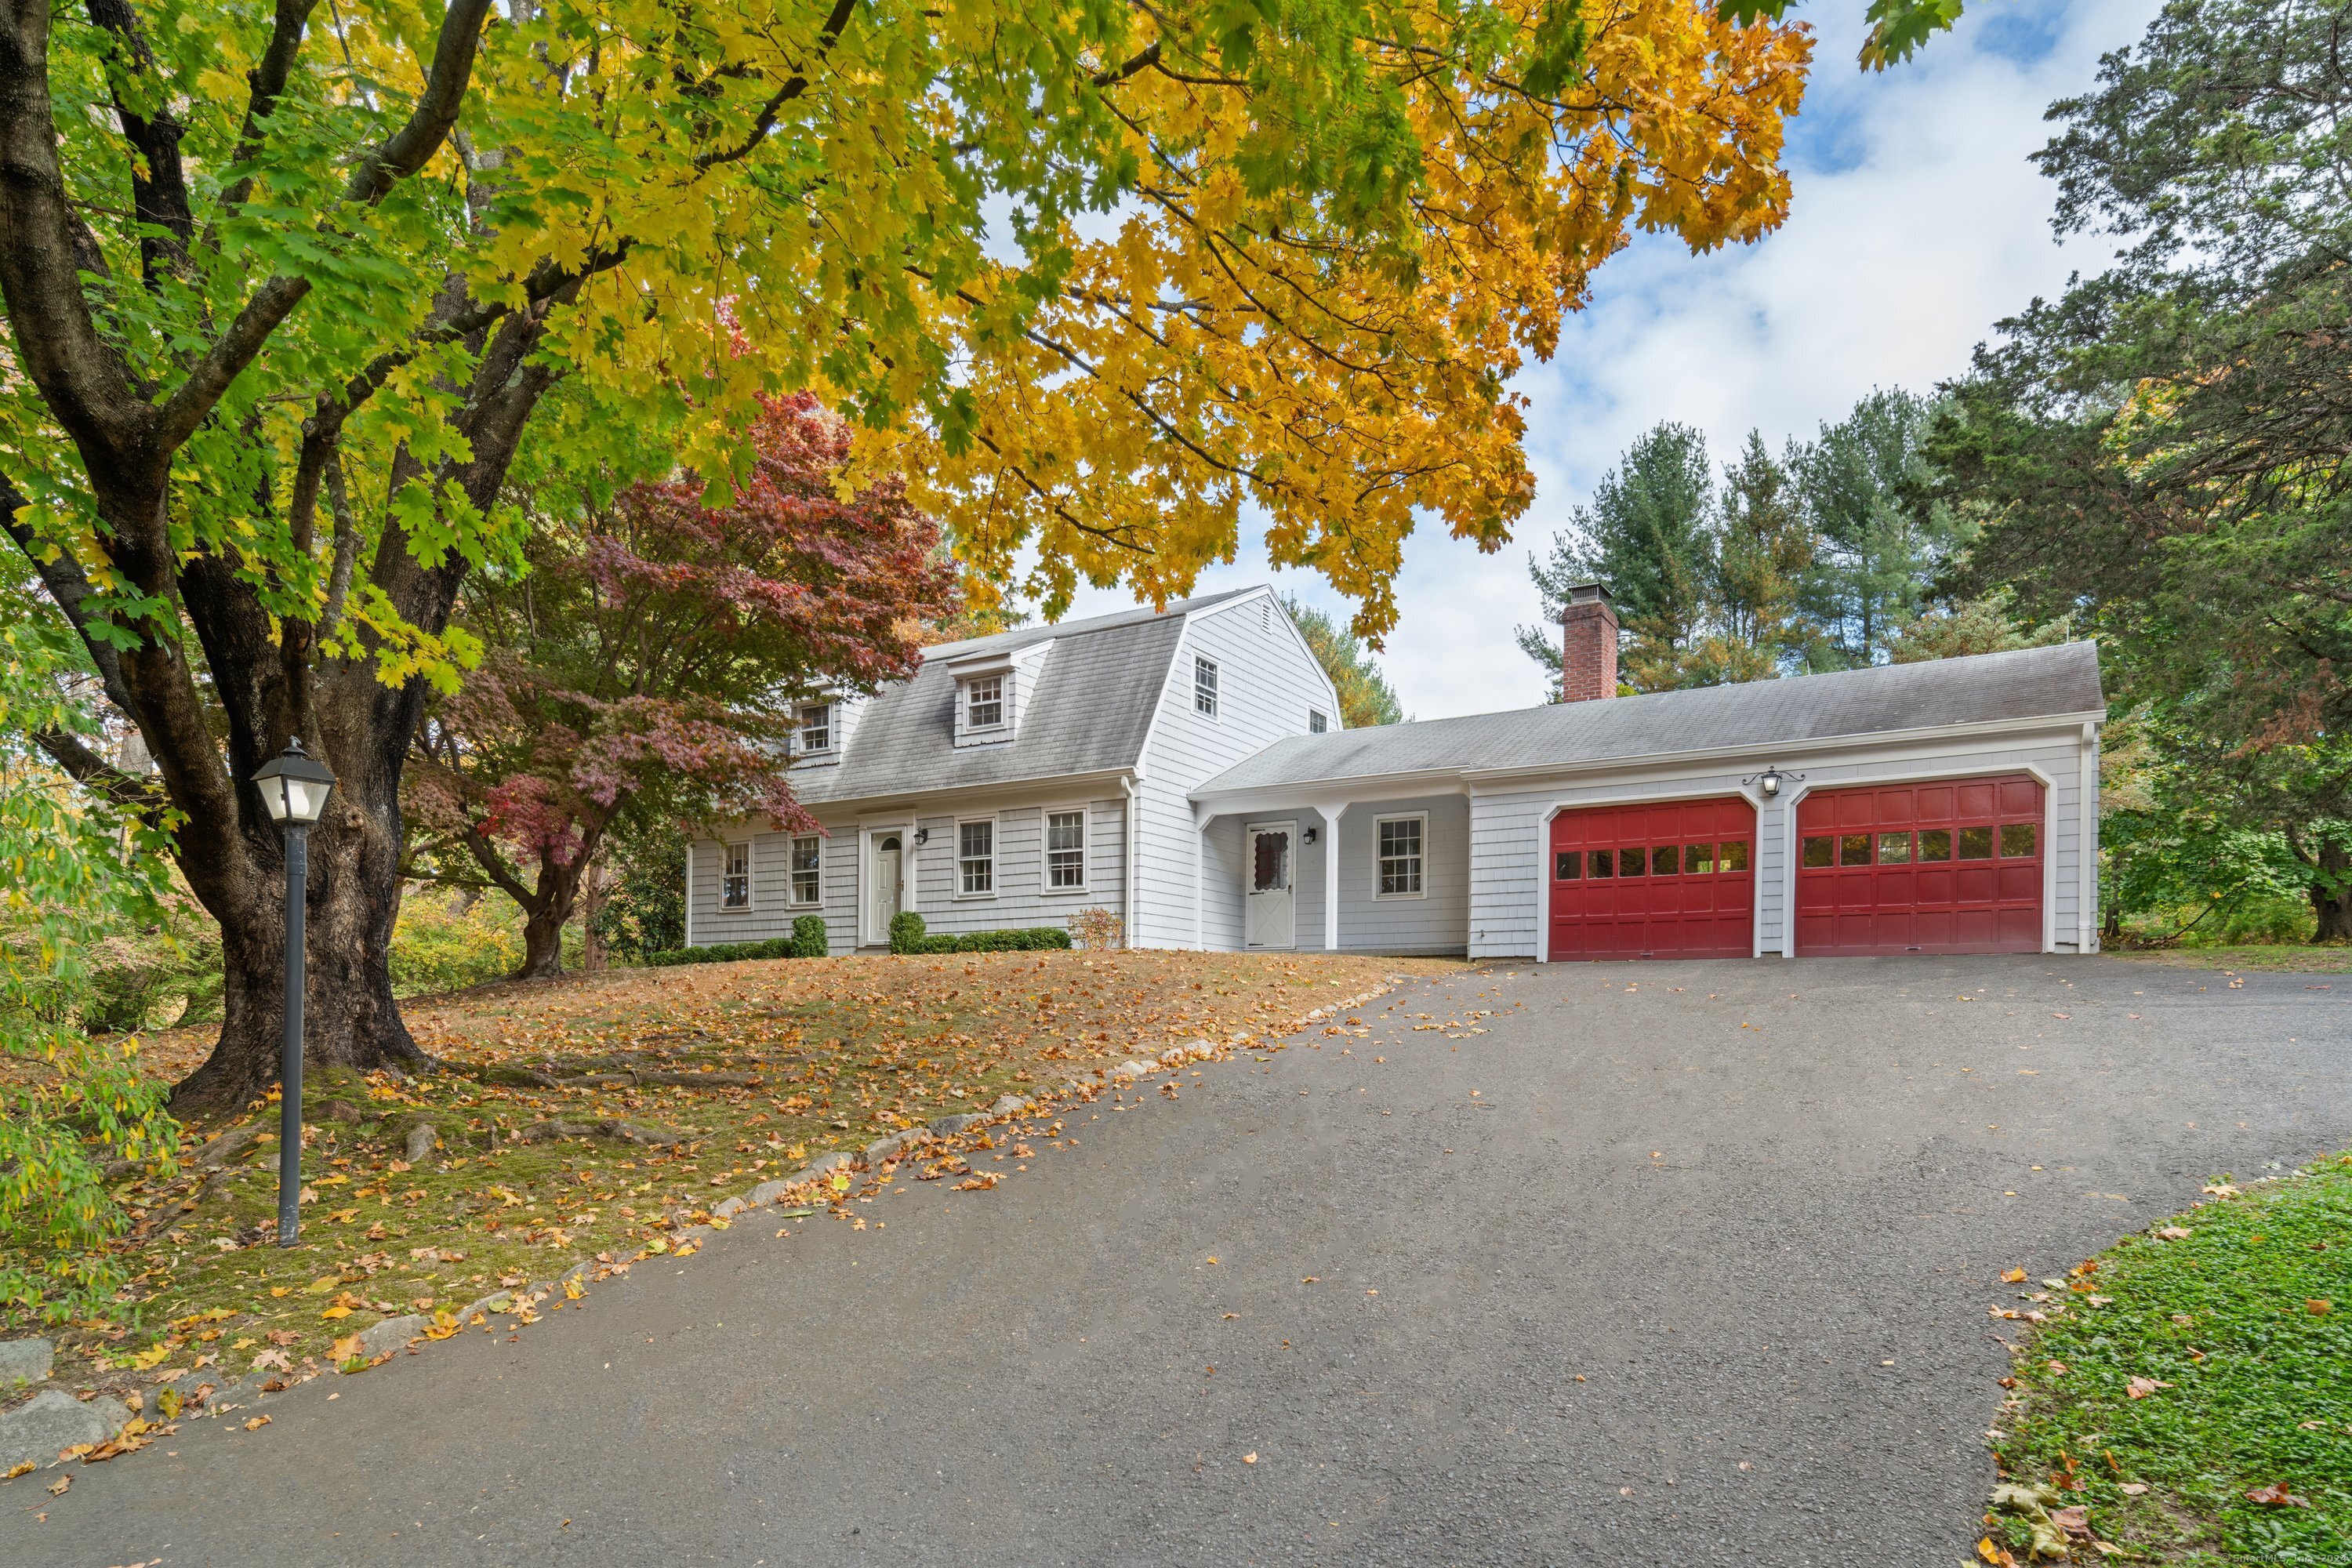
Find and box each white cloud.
[1047,0,2163,718]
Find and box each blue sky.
[1047,0,2163,718]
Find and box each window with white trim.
[1375,815,1425,898]
[958,818,995,895]
[789,834,822,906]
[797,703,832,754]
[1308,709,1328,733]
[721,841,752,909]
[1194,656,1219,718]
[1046,809,1086,890]
[965,675,1004,729]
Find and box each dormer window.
[797,702,832,754]
[966,674,1004,729]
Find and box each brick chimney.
[1560,582,1619,703]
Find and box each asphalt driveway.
[10,956,2350,1567]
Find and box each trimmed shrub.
[888,910,931,954]
[790,913,829,958]
[643,937,796,967]
[889,912,1071,954]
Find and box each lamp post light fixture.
[252,739,336,1247]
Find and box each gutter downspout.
[683,839,695,949]
[1121,775,1141,949]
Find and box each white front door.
[868,834,903,944]
[1245,822,1295,949]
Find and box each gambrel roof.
[787,590,1256,806]
[1194,641,2107,797]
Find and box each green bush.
[790,913,829,958]
[888,912,1069,954]
[644,937,797,967]
[390,895,524,995]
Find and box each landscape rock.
[352,1315,428,1361]
[925,1112,982,1136]
[0,1388,129,1472]
[711,1196,746,1220]
[403,1121,440,1163]
[746,1180,793,1206]
[192,1125,263,1169]
[800,1151,856,1178]
[0,1337,53,1386]
[318,1098,366,1125]
[864,1134,909,1166]
[989,1094,1027,1117]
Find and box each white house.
[685,583,2107,961]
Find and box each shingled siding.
[1465,725,2097,960]
[1134,596,1338,948]
[898,796,1128,941]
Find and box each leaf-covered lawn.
[1984,1154,2352,1566]
[6,949,1450,1405]
[2107,946,2352,975]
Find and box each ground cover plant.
[0,950,1446,1412]
[1982,1155,2352,1565]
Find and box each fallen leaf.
[2,1461,31,1479]
[320,1305,352,1320]
[2307,1299,2332,1316]
[2125,1377,2172,1399]
[46,1474,68,1497]
[243,1416,270,1432]
[1242,1453,1258,1465]
[2118,1483,2148,1496]
[2001,1267,2027,1284]
[2153,1225,2191,1240]
[2245,1483,2310,1508]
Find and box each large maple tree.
[0,0,1821,1109]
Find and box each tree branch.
[695,0,859,171]
[220,0,323,213]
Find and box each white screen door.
[869,834,902,943]
[1245,822,1295,949]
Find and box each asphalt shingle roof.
[788,590,1254,805]
[1193,641,2105,797]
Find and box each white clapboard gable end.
[686,587,2106,964]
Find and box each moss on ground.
[1984,1153,2352,1565]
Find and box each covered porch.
[1187,787,1470,955]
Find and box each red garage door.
[1795,775,2044,956]
[1549,797,1755,960]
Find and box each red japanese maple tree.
[408,394,958,975]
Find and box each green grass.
[1987,1154,2352,1565]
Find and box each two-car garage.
[1546,774,2048,960]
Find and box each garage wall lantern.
[1742,764,1804,799]
[913,827,929,845]
[1302,826,1319,845]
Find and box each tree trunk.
[166,688,430,1116]
[514,850,586,980]
[2314,840,2352,943]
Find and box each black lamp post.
[252,739,336,1247]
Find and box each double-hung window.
[1375,815,1425,898]
[1308,709,1329,733]
[1193,656,1219,718]
[797,703,831,754]
[965,676,1004,730]
[721,842,752,909]
[959,819,995,895]
[1046,810,1086,890]
[789,834,822,906]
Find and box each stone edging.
[0,975,1409,1477]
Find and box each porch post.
[1193,808,1210,950]
[1317,803,1343,952]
